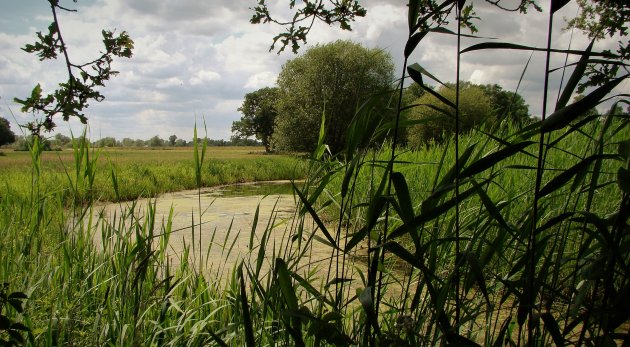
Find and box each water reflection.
[202,181,295,197]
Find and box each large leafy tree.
[0,117,16,146]
[477,83,531,126]
[275,40,394,153]
[232,87,279,153]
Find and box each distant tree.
[13,135,52,151]
[148,135,164,147]
[12,136,27,151]
[52,133,71,148]
[168,135,177,146]
[402,82,426,107]
[232,87,279,153]
[406,83,494,147]
[121,138,135,147]
[398,82,431,146]
[230,135,262,147]
[0,117,16,146]
[477,84,531,126]
[134,139,146,147]
[175,138,187,147]
[70,136,90,148]
[275,40,394,153]
[95,137,117,147]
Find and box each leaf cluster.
[250,0,366,53]
[0,283,29,346]
[14,0,133,135]
[0,118,16,147]
[274,40,395,153]
[406,82,494,146]
[565,0,629,93]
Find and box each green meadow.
[0,146,307,202]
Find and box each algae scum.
[93,181,332,279]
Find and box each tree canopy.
[406,83,494,147]
[274,40,394,153]
[232,87,279,153]
[0,117,16,146]
[477,83,531,126]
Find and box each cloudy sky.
[0,0,627,142]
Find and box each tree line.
[0,128,261,151]
[233,40,539,153]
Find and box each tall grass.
[1,130,309,345]
[0,112,627,345]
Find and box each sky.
[0,0,627,142]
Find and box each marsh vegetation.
[1,0,629,345]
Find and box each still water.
[93,181,337,279]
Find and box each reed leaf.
[542,75,628,133]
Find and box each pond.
[92,180,343,281]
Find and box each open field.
[0,146,308,202]
[0,146,271,169]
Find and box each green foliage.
[566,0,628,40]
[232,87,279,153]
[93,136,118,148]
[250,0,367,53]
[147,135,164,147]
[406,83,493,146]
[564,0,628,92]
[14,0,133,135]
[52,133,71,149]
[168,135,177,146]
[0,283,29,346]
[275,40,395,153]
[0,118,16,147]
[12,135,52,152]
[477,83,531,126]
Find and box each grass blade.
[461,42,617,57]
[459,141,534,178]
[239,265,256,347]
[539,154,619,198]
[555,40,594,111]
[292,181,338,250]
[542,75,628,133]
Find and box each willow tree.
[274,40,394,153]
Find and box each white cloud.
[189,69,221,86]
[0,0,627,140]
[244,71,277,89]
